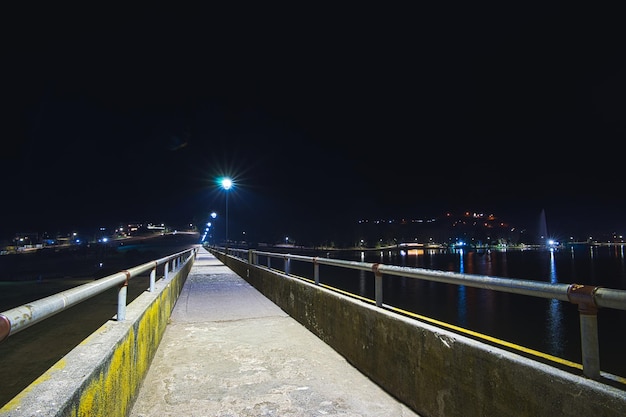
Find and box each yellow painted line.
[389,307,623,384]
[286,273,374,303]
[320,283,373,303]
[388,305,582,368]
[299,274,580,368]
[274,269,626,386]
[315,279,586,373]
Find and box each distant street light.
[209,212,217,244]
[220,177,233,252]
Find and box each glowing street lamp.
[220,177,233,252]
[203,212,217,245]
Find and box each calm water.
[279,244,626,379]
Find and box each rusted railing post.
[0,315,10,343]
[567,284,601,379]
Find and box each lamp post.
[220,177,233,252]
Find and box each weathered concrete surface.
[219,250,626,417]
[130,250,419,417]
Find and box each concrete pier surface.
[130,249,419,416]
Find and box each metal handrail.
[0,247,198,343]
[220,246,626,380]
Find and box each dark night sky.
[3,5,625,243]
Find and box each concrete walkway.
[130,249,420,417]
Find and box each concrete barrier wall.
[0,256,194,417]
[220,253,626,417]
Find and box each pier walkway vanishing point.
[130,248,419,416]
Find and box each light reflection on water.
[547,249,565,356]
[457,248,467,327]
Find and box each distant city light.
[547,239,559,248]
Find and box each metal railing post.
[149,263,156,292]
[579,312,601,379]
[164,261,169,280]
[373,264,383,307]
[117,272,130,321]
[313,258,320,285]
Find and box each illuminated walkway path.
[130,249,419,416]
